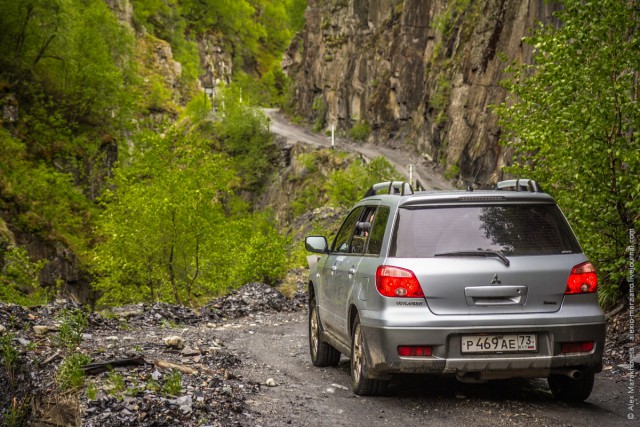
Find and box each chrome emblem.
[490,274,502,285]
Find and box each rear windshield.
[390,204,581,257]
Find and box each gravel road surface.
[216,310,636,427]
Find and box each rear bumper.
[360,321,605,380]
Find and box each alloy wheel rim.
[352,325,363,384]
[310,307,319,357]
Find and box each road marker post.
[331,124,335,149]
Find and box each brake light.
[565,261,597,294]
[561,341,594,353]
[398,345,432,357]
[375,266,424,298]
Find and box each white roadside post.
[204,87,214,111]
[331,124,335,149]
[409,164,413,187]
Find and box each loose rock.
[265,378,277,387]
[163,335,185,350]
[33,325,50,335]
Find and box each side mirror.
[305,236,328,254]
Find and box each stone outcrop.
[285,0,560,185]
[104,0,134,28]
[197,32,233,91]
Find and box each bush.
[0,244,48,305]
[57,353,92,390]
[348,121,371,142]
[326,157,401,208]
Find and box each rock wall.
[285,0,560,185]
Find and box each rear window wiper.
[434,250,511,267]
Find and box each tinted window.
[390,204,581,257]
[351,207,376,254]
[332,207,363,253]
[366,206,390,255]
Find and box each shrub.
[57,353,92,390]
[348,121,371,142]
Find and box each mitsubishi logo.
[490,274,502,285]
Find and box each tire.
[309,298,341,367]
[548,370,595,402]
[350,315,388,396]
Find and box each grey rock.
[180,346,200,356]
[33,325,50,335]
[110,304,144,319]
[265,378,277,387]
[163,335,185,349]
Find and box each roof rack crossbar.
[364,181,414,197]
[495,178,544,193]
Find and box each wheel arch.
[308,280,316,303]
[348,304,359,339]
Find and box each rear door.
[388,203,584,315]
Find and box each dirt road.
[265,109,454,191]
[215,310,635,427]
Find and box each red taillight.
[376,266,424,298]
[398,346,433,357]
[565,261,597,294]
[561,341,594,353]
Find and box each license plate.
[461,334,537,353]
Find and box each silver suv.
[305,180,605,401]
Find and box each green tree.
[286,0,307,33]
[496,0,639,304]
[92,123,288,306]
[0,0,135,128]
[214,89,277,192]
[0,243,48,305]
[93,126,236,305]
[326,157,401,208]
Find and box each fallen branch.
[81,356,147,375]
[43,350,61,365]
[605,303,625,320]
[154,359,198,375]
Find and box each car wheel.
[548,370,595,402]
[309,298,341,367]
[351,315,388,396]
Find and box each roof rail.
[495,178,544,193]
[364,181,414,197]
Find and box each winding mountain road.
[264,109,454,191]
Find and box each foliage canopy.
[92,123,288,306]
[496,0,639,305]
[0,0,306,305]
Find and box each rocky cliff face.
[285,0,560,185]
